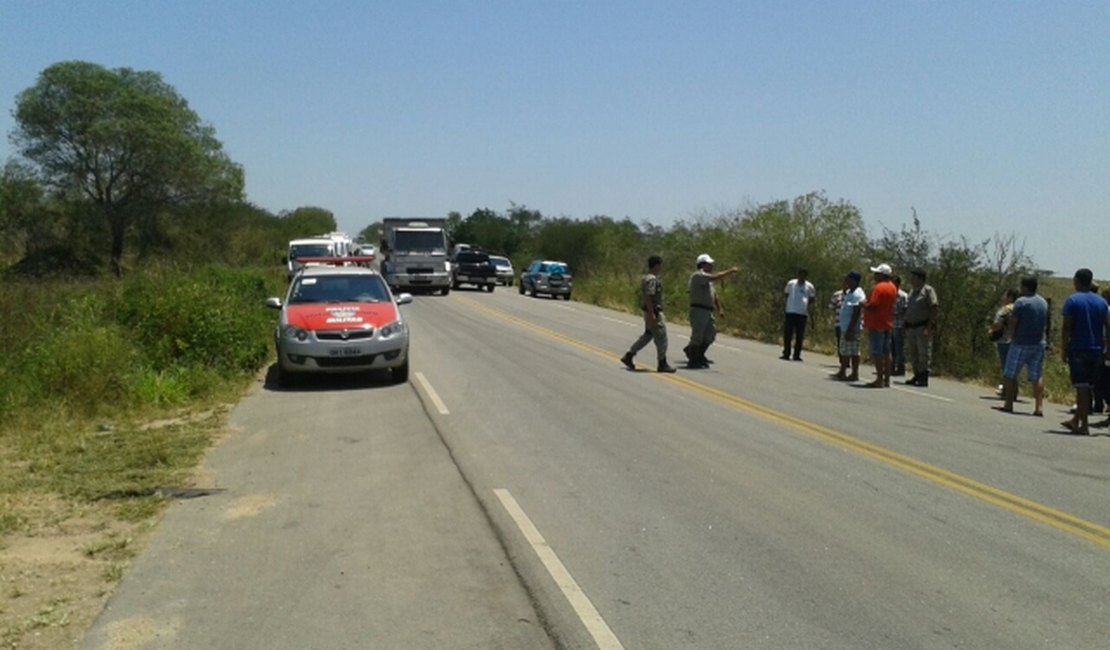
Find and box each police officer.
[684,253,740,368]
[621,255,677,373]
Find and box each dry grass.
[0,406,235,650]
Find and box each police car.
[265,257,413,385]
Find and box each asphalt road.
[83,286,1110,649]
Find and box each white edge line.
[493,489,625,650]
[414,372,450,415]
[890,385,953,401]
[599,316,636,327]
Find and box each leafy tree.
[0,161,48,258]
[728,192,869,337]
[11,61,244,274]
[278,206,337,238]
[358,221,382,246]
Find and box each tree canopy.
[11,61,244,274]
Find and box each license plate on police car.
[329,348,362,356]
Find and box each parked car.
[519,260,573,300]
[489,255,514,286]
[265,261,413,386]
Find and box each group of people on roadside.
[826,265,939,388]
[989,269,1110,433]
[619,254,1110,435]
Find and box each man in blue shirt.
[994,277,1048,416]
[1061,268,1110,434]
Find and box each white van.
[286,237,341,279]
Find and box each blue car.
[519,260,573,300]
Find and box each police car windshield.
[289,275,391,304]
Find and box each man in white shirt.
[782,268,816,361]
[831,271,866,380]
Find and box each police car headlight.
[379,321,406,338]
[281,325,309,341]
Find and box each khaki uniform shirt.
[904,284,939,325]
[688,270,713,309]
[642,273,663,314]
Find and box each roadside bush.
[21,314,137,418]
[113,266,274,374]
[0,265,278,425]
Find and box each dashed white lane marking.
[494,489,625,650]
[414,372,450,415]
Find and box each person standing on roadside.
[988,288,1019,397]
[993,278,1047,416]
[621,255,677,373]
[831,271,865,381]
[891,275,909,376]
[781,268,816,361]
[862,263,897,387]
[684,254,740,369]
[902,268,940,387]
[1060,268,1110,434]
[829,279,847,351]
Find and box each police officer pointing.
[685,253,740,368]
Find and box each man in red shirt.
[862,263,898,387]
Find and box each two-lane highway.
[81,286,1108,650]
[407,288,1109,649]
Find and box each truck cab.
[380,219,451,295]
[286,238,341,279]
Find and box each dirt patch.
[0,517,150,650]
[221,493,279,521]
[0,404,236,649]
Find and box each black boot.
[682,344,693,361]
[918,371,929,387]
[687,349,708,369]
[699,344,714,365]
[903,373,921,386]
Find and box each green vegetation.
[0,266,282,504]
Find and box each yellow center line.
[456,295,1110,548]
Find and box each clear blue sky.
[2,1,1108,277]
